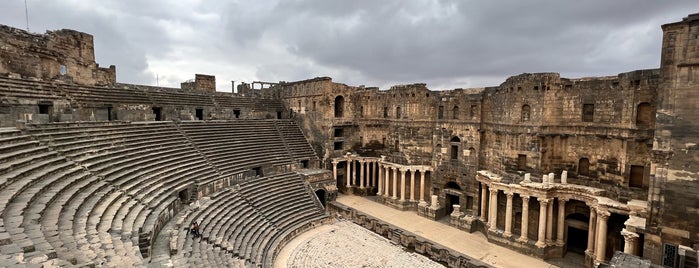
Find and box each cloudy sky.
[1,1,696,91]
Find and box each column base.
[535,241,546,248]
[503,231,512,238]
[516,236,528,243]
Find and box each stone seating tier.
[0,120,322,266]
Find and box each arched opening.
[315,189,327,207]
[450,136,461,160]
[565,213,589,254]
[578,158,590,176]
[444,181,461,216]
[452,106,459,119]
[396,106,402,119]
[334,95,344,118]
[636,102,652,128]
[521,104,531,122]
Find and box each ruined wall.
[646,13,699,266]
[0,25,116,85]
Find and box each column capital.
[597,210,611,220]
[539,198,550,205]
[558,198,567,204]
[489,188,498,194]
[505,192,514,198]
[621,228,639,241]
[521,195,530,202]
[332,159,340,164]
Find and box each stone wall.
[646,12,699,267]
[0,25,116,85]
[328,201,491,268]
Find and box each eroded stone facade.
[266,14,699,268]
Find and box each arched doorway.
[315,189,327,207]
[334,96,344,118]
[444,181,461,216]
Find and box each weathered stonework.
[0,12,696,268]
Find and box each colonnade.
[332,158,380,189]
[376,164,430,203]
[331,157,431,203]
[478,182,641,263]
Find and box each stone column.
[359,160,365,188]
[595,210,610,262]
[480,183,488,222]
[410,169,416,201]
[332,160,338,182]
[419,170,426,203]
[346,160,351,187]
[504,192,514,237]
[488,188,498,231]
[400,168,406,201]
[518,196,530,242]
[561,170,568,184]
[377,164,383,195]
[586,207,597,255]
[392,167,398,199]
[535,198,549,247]
[546,198,554,243]
[373,161,379,187]
[556,199,566,245]
[621,228,639,255]
[385,166,391,197]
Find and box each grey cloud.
[1,1,697,90]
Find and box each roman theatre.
[0,13,697,268]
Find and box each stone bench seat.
[79,141,185,174]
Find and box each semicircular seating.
[0,118,327,267]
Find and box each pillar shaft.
[392,168,398,199]
[480,184,488,222]
[536,199,549,247]
[400,169,406,201]
[332,161,338,182]
[385,167,391,197]
[586,208,597,254]
[419,171,426,202]
[410,170,416,201]
[519,196,530,242]
[595,211,610,262]
[488,189,498,231]
[546,199,554,243]
[504,193,514,237]
[346,160,351,187]
[556,199,566,245]
[377,164,383,195]
[359,161,365,188]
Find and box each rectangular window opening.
[517,154,527,171]
[582,104,594,122]
[195,108,204,120]
[333,141,343,150]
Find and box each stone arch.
[521,104,531,121]
[334,95,344,118]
